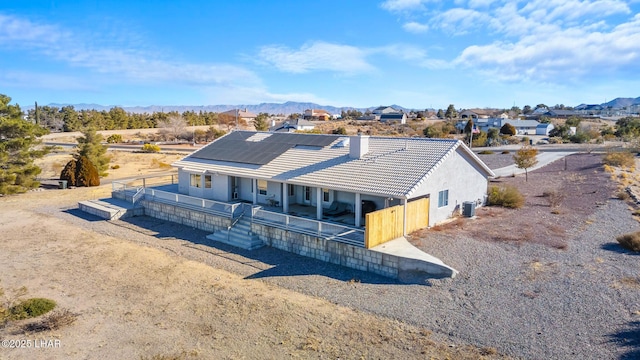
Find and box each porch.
[111,178,366,248]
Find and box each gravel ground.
[38,153,640,360]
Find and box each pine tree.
[76,127,110,177]
[0,94,49,194]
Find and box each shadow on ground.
[96,214,412,286]
[601,243,640,255]
[610,321,640,360]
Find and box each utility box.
[463,201,476,217]
[58,180,68,189]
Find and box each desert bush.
[111,164,120,170]
[478,150,495,155]
[151,159,171,169]
[106,134,123,143]
[616,232,640,252]
[142,143,161,153]
[603,151,635,168]
[501,150,510,154]
[59,158,77,186]
[542,189,565,208]
[23,309,76,332]
[487,185,525,208]
[616,190,630,200]
[548,137,564,144]
[10,298,56,320]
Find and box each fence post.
[318,222,322,236]
[143,178,146,188]
[285,216,289,230]
[202,199,205,207]
[175,194,179,202]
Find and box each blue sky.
[1,0,639,110]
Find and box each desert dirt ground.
[0,150,502,359]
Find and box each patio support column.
[316,187,322,220]
[282,182,289,213]
[354,193,361,227]
[252,179,257,205]
[402,198,408,236]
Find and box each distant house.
[536,123,554,136]
[220,108,257,124]
[458,118,540,135]
[460,109,500,119]
[269,118,315,132]
[379,112,407,124]
[304,109,331,121]
[372,106,398,116]
[544,109,580,118]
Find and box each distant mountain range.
[575,97,640,110]
[21,97,639,115]
[22,101,415,115]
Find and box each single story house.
[220,108,257,123]
[269,118,315,132]
[457,118,540,135]
[379,112,407,124]
[172,131,494,232]
[303,109,331,121]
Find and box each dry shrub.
[151,158,172,169]
[487,185,525,209]
[616,231,640,252]
[616,191,630,200]
[603,151,636,168]
[23,309,76,332]
[542,189,565,208]
[10,298,56,320]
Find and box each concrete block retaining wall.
[253,224,399,279]
[140,199,230,233]
[139,200,407,280]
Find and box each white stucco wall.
[178,170,189,194]
[411,148,489,226]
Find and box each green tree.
[565,116,582,127]
[62,106,81,132]
[487,128,500,141]
[500,123,516,136]
[513,145,538,182]
[436,109,444,119]
[522,105,532,114]
[464,119,474,134]
[0,94,49,194]
[444,104,458,120]
[76,127,110,177]
[253,113,269,131]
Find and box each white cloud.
[0,71,95,91]
[403,21,430,33]
[0,14,261,89]
[380,0,434,12]
[257,42,376,74]
[433,8,490,34]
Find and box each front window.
[288,184,295,196]
[204,175,212,188]
[258,180,267,195]
[190,174,201,188]
[304,186,311,201]
[438,189,449,207]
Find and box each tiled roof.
[174,131,494,198]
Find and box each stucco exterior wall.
[411,148,488,226]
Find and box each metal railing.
[144,188,241,218]
[251,208,365,247]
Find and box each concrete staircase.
[206,216,264,250]
[78,198,143,220]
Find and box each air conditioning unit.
[232,191,239,199]
[462,201,476,217]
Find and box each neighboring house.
[536,123,554,136]
[379,112,407,124]
[544,109,581,118]
[304,109,331,121]
[172,131,494,229]
[269,118,315,132]
[460,109,500,119]
[220,108,257,124]
[458,118,540,135]
[372,106,398,116]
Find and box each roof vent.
[334,137,350,148]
